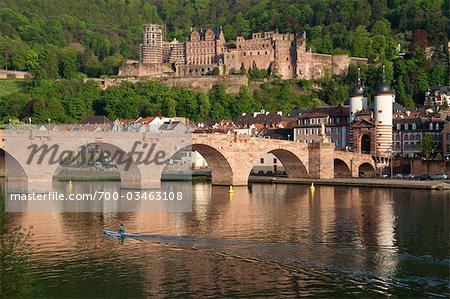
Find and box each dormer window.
[396,123,401,130]
[412,123,416,130]
[436,123,439,130]
[429,123,433,130]
[405,123,408,130]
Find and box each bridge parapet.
[0,130,377,187]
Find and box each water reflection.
[5,181,450,297]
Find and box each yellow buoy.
[229,185,234,193]
[310,182,315,191]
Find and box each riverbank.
[248,176,450,190]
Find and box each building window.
[405,123,408,130]
[397,123,401,130]
[273,158,277,164]
[260,158,264,164]
[412,123,416,130]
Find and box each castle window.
[405,123,408,130]
[243,52,246,56]
[258,51,260,55]
[286,58,289,61]
[378,110,382,113]
[429,123,433,130]
[412,123,416,130]
[265,51,268,55]
[436,123,439,130]
[396,123,401,130]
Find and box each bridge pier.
[308,142,334,179]
[351,159,360,178]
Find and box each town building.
[393,115,445,158]
[235,110,291,133]
[443,120,450,157]
[291,106,349,149]
[424,86,450,108]
[119,23,367,80]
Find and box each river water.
[6,182,450,298]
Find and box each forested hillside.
[0,0,449,123]
[1,0,448,76]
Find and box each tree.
[418,132,434,159]
[59,48,79,79]
[197,93,210,121]
[239,63,246,75]
[0,194,37,298]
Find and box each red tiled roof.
[136,116,157,124]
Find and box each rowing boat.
[103,230,143,238]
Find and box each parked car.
[257,170,265,176]
[375,173,388,179]
[281,171,287,177]
[358,172,365,178]
[431,173,448,180]
[250,170,255,176]
[403,173,414,180]
[393,173,403,179]
[417,174,432,181]
[266,170,274,176]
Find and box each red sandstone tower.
[141,24,164,64]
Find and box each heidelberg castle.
[119,24,367,80]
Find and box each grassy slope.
[0,79,23,97]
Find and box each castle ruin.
[119,24,367,80]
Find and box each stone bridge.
[0,130,376,191]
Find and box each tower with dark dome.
[349,68,367,123]
[374,66,395,158]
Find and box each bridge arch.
[334,158,351,178]
[191,144,233,185]
[249,148,309,178]
[1,148,28,192]
[53,142,142,188]
[358,162,375,178]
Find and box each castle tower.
[374,66,395,158]
[349,68,367,123]
[140,24,164,64]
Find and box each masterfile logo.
[3,126,193,212]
